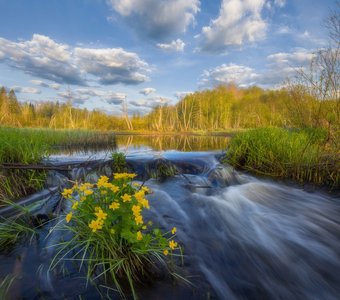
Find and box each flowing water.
[0,135,339,300]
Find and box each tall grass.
[0,127,116,203]
[226,128,339,188]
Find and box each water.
[1,135,339,300]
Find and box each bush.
[53,173,181,299]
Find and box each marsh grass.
[50,174,182,299]
[0,127,116,202]
[226,128,339,188]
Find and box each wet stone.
[85,172,99,184]
[45,171,69,188]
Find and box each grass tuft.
[225,127,339,188]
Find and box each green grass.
[0,127,116,203]
[225,127,339,189]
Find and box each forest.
[0,83,338,136]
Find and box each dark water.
[1,135,339,300]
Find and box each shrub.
[53,173,181,299]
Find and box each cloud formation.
[75,48,149,85]
[200,0,267,52]
[11,86,41,94]
[139,87,156,96]
[201,63,259,87]
[0,34,150,87]
[200,49,315,88]
[107,0,200,40]
[130,96,171,109]
[157,39,185,52]
[0,34,83,84]
[30,79,61,90]
[58,88,127,106]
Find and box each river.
[0,135,339,299]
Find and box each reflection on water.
[116,134,229,152]
[50,134,229,160]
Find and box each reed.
[225,128,339,189]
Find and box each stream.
[0,135,339,300]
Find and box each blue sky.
[0,0,336,115]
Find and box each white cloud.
[11,86,41,94]
[140,87,156,96]
[130,96,171,108]
[201,63,259,87]
[0,34,83,84]
[200,0,267,52]
[0,34,150,86]
[274,0,286,7]
[58,87,127,105]
[267,50,315,66]
[75,47,150,85]
[30,79,61,90]
[200,49,315,89]
[157,39,185,52]
[107,0,200,40]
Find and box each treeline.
[0,84,338,134]
[145,84,339,132]
[0,87,127,130]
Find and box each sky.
[0,0,336,115]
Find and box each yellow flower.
[121,193,132,202]
[134,190,145,201]
[140,198,150,209]
[97,176,109,187]
[142,225,147,230]
[163,249,169,256]
[132,205,141,216]
[109,202,120,210]
[84,189,93,196]
[66,212,73,223]
[88,219,103,232]
[114,173,137,180]
[95,208,107,220]
[169,240,178,250]
[100,190,107,195]
[135,215,143,225]
[79,183,94,191]
[171,227,177,235]
[110,185,119,193]
[133,182,141,187]
[136,231,143,241]
[141,186,151,194]
[80,196,86,202]
[62,188,73,199]
[110,228,115,234]
[72,201,79,210]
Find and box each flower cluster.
[61,173,180,256]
